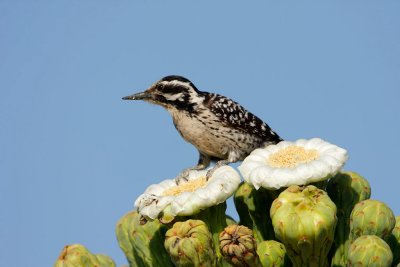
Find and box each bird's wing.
[204,93,282,142]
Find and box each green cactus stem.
[350,199,396,242]
[348,235,393,267]
[270,185,337,267]
[257,240,291,267]
[326,171,371,267]
[115,210,173,267]
[234,182,277,243]
[219,224,260,267]
[164,219,216,267]
[54,244,116,267]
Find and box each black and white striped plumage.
[123,75,283,181]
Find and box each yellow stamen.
[268,145,318,168]
[163,176,207,196]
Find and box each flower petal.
[135,166,241,220]
[239,138,348,190]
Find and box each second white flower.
[238,138,348,190]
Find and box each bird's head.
[122,75,202,112]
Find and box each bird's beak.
[122,91,151,100]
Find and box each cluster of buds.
[54,138,400,267]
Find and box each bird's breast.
[169,109,262,160]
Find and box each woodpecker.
[122,75,283,183]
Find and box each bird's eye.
[156,84,165,90]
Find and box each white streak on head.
[164,92,184,101]
[159,80,192,90]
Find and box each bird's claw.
[175,169,191,185]
[205,167,216,181]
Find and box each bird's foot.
[205,165,221,181]
[176,167,216,183]
[206,160,230,181]
[205,168,215,181]
[175,169,191,185]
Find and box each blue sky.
[1,1,399,266]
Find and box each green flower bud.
[270,185,337,267]
[96,254,117,267]
[257,240,291,267]
[219,224,260,267]
[388,216,400,266]
[348,235,393,267]
[326,171,371,266]
[327,171,371,213]
[164,219,216,267]
[115,210,173,267]
[54,244,116,267]
[350,199,395,242]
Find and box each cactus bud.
[115,210,173,267]
[164,219,216,267]
[219,224,259,267]
[256,240,291,267]
[96,254,117,267]
[270,185,337,267]
[327,171,371,212]
[350,199,396,242]
[348,235,393,267]
[54,244,116,267]
[388,216,400,266]
[327,171,371,266]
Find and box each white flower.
[134,166,241,220]
[238,138,348,190]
